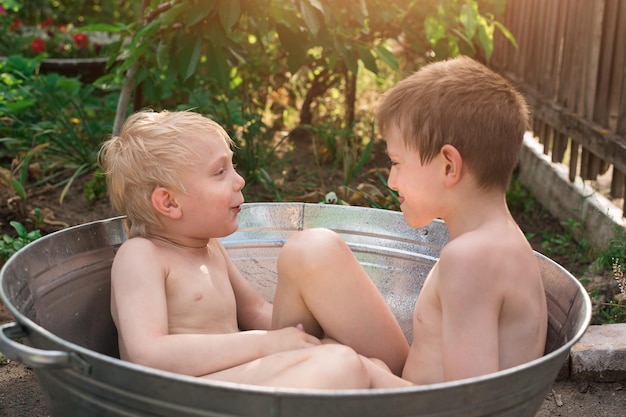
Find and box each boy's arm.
[216,240,273,330]
[437,244,501,381]
[111,239,319,377]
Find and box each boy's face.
[386,127,445,228]
[175,135,246,238]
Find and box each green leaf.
[133,19,160,44]
[374,44,398,71]
[460,3,478,40]
[300,1,321,37]
[424,16,445,46]
[9,221,26,237]
[26,230,42,240]
[185,1,213,28]
[207,42,230,87]
[447,37,460,57]
[219,0,241,32]
[276,24,308,73]
[450,27,475,52]
[333,38,357,73]
[6,99,36,114]
[180,36,204,81]
[357,45,378,74]
[346,0,368,22]
[494,21,518,49]
[156,41,169,68]
[59,164,90,205]
[477,22,495,62]
[352,138,374,177]
[204,18,228,48]
[117,42,150,74]
[10,178,26,201]
[79,23,124,33]
[159,3,187,26]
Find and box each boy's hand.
[261,326,322,355]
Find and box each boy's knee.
[317,344,369,379]
[281,228,343,258]
[278,228,343,270]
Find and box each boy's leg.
[362,357,413,388]
[272,228,409,376]
[203,344,371,389]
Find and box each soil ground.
[1,134,624,416]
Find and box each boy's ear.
[440,144,463,187]
[151,187,182,219]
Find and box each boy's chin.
[402,214,433,229]
[225,222,239,236]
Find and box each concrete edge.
[518,133,625,250]
[560,323,626,382]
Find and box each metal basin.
[0,203,591,416]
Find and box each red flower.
[72,32,89,48]
[40,17,54,28]
[9,18,22,32]
[30,37,46,54]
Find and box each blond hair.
[99,110,233,238]
[376,56,529,191]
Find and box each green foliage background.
[1,0,512,201]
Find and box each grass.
[507,172,626,325]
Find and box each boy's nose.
[387,170,398,191]
[235,172,246,190]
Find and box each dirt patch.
[0,360,49,417]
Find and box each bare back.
[403,217,548,384]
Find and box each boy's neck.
[442,188,511,240]
[145,232,209,250]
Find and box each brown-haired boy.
[274,55,548,385]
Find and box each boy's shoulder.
[440,229,502,258]
[115,235,168,262]
[438,226,535,279]
[118,235,156,250]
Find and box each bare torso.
[111,237,241,360]
[163,239,239,335]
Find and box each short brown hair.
[99,110,233,238]
[376,55,529,190]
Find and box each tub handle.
[0,322,91,374]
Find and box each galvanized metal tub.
[0,203,591,416]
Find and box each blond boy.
[273,56,548,385]
[100,110,407,389]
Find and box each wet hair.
[376,55,530,191]
[99,110,233,238]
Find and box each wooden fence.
[490,0,626,217]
